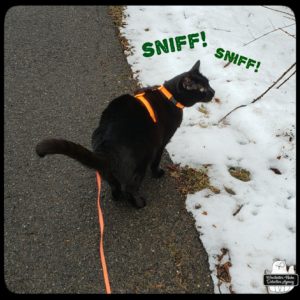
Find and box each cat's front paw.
[134,196,147,209]
[152,168,165,178]
[126,192,147,208]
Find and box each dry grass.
[108,6,126,27]
[198,104,209,115]
[108,6,131,53]
[167,164,220,196]
[228,167,251,182]
[108,5,141,89]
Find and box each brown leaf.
[217,261,232,283]
[270,167,282,175]
[169,171,180,179]
[166,164,180,171]
[224,186,236,195]
[228,167,251,181]
[209,186,221,194]
[202,211,208,215]
[217,248,228,261]
[198,105,209,115]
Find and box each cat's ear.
[190,60,200,73]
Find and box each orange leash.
[96,171,112,294]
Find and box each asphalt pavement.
[4,6,213,293]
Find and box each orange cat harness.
[134,85,184,123]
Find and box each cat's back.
[99,94,153,126]
[102,94,140,117]
[92,93,157,150]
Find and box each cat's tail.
[35,138,107,171]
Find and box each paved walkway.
[4,6,213,293]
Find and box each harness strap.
[158,85,184,109]
[134,85,184,124]
[135,93,157,123]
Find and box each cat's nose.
[208,87,215,98]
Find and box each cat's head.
[164,60,215,107]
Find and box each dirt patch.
[108,6,125,27]
[228,167,251,182]
[167,164,220,196]
[108,6,141,88]
[108,6,132,55]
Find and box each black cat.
[36,60,215,208]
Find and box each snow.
[119,6,296,293]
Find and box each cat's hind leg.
[106,174,124,201]
[151,146,165,178]
[124,167,147,208]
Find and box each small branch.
[218,63,296,123]
[252,62,296,103]
[276,70,296,89]
[217,283,223,294]
[243,23,295,47]
[233,204,244,216]
[279,28,296,38]
[223,61,231,68]
[283,15,296,21]
[218,105,247,124]
[217,248,229,262]
[213,27,231,32]
[262,5,295,17]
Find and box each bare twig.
[262,5,295,17]
[218,63,296,123]
[279,28,296,38]
[243,23,295,46]
[283,15,296,21]
[218,105,247,124]
[217,283,222,294]
[217,248,229,262]
[233,204,244,216]
[252,62,296,103]
[276,70,296,89]
[213,27,231,32]
[224,61,231,68]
